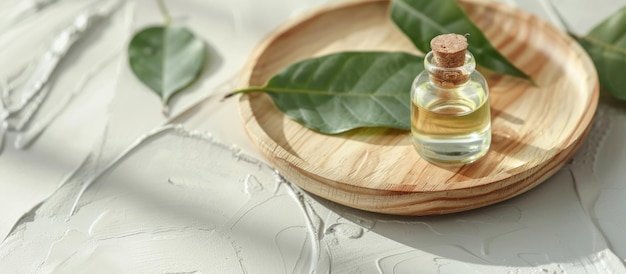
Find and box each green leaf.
[128,24,206,106]
[236,52,424,134]
[575,7,626,100]
[389,0,531,81]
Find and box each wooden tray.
[238,0,598,215]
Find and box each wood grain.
[238,0,599,215]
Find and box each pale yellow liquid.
[411,85,491,165]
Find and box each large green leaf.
[390,0,531,81]
[128,24,206,105]
[235,52,424,134]
[575,7,626,100]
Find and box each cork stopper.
[430,34,468,68]
[429,34,470,87]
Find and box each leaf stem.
[221,87,262,101]
[157,0,171,26]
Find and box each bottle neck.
[425,51,476,88]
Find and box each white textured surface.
[0,0,625,272]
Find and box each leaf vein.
[262,87,403,97]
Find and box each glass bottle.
[410,34,491,165]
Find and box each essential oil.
[410,34,491,165]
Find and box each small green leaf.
[390,0,531,81]
[575,7,626,100]
[235,52,424,134]
[128,24,206,106]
